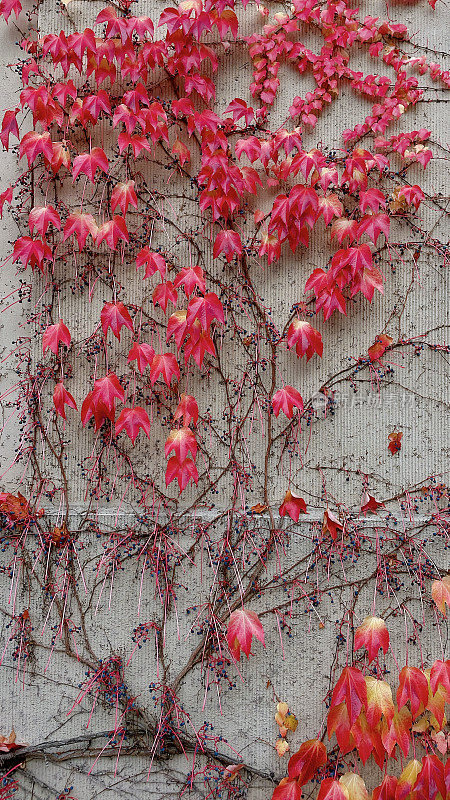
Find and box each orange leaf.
[354,616,389,663]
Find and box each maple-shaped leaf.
[360,492,385,515]
[368,334,393,362]
[165,456,198,492]
[397,666,429,719]
[354,616,389,663]
[29,205,61,236]
[153,281,178,313]
[357,213,390,245]
[95,5,129,39]
[173,265,206,296]
[395,185,424,211]
[118,133,152,157]
[53,382,77,419]
[225,98,254,124]
[396,759,422,800]
[331,666,367,727]
[316,283,347,321]
[184,326,216,368]
[365,676,394,726]
[292,149,325,180]
[101,301,134,340]
[81,373,124,430]
[13,236,53,271]
[43,319,71,354]
[174,394,198,427]
[350,266,384,302]
[431,576,450,616]
[388,431,402,454]
[322,509,344,541]
[339,773,368,800]
[213,229,243,262]
[72,147,108,182]
[63,212,98,249]
[381,705,412,757]
[272,777,302,800]
[186,292,225,331]
[287,320,323,361]
[226,608,265,661]
[430,658,450,697]
[115,407,151,444]
[165,427,197,462]
[287,739,327,785]
[149,353,180,386]
[317,194,343,225]
[110,180,138,215]
[359,188,386,214]
[96,216,129,250]
[136,248,167,279]
[272,386,304,419]
[330,218,358,244]
[127,342,155,374]
[317,778,349,800]
[343,244,373,276]
[279,490,307,522]
[19,131,53,166]
[412,754,445,800]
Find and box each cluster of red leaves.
[273,617,449,799]
[0,0,443,496]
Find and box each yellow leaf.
[365,676,394,725]
[339,773,369,800]
[275,738,289,757]
[397,759,422,796]
[284,713,298,733]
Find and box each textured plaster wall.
[0,1,448,798]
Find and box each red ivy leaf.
[149,353,180,386]
[272,386,304,419]
[101,301,134,340]
[397,666,428,719]
[288,739,327,785]
[279,490,307,522]
[43,320,71,354]
[174,394,199,427]
[115,407,151,444]
[330,666,367,726]
[127,342,155,374]
[226,608,265,661]
[354,616,389,663]
[287,320,323,361]
[53,382,77,419]
[165,456,198,492]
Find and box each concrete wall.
[0,0,448,798]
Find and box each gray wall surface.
[0,0,448,798]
